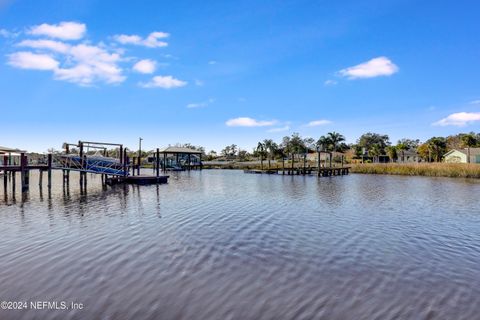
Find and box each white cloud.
[9,41,126,85]
[140,75,187,89]
[306,119,332,127]
[7,22,186,87]
[7,51,59,70]
[208,60,217,65]
[225,117,277,127]
[433,112,480,127]
[54,65,94,85]
[29,21,86,40]
[114,31,169,48]
[0,28,19,38]
[132,59,156,74]
[0,29,10,37]
[267,125,290,133]
[115,34,141,44]
[187,102,206,108]
[194,79,204,86]
[339,56,398,79]
[187,98,215,109]
[470,100,480,105]
[324,79,337,86]
[17,39,70,53]
[53,44,125,85]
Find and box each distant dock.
[244,166,350,176]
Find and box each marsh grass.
[351,163,480,178]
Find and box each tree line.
[210,131,480,163]
[45,131,480,163]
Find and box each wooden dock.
[106,175,169,185]
[244,166,350,176]
[244,169,278,174]
[1,141,172,193]
[0,165,48,171]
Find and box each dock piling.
[3,155,7,191]
[156,148,160,178]
[123,149,128,178]
[47,154,52,189]
[20,152,29,192]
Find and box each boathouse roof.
[0,145,26,153]
[159,146,203,154]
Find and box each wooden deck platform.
[244,167,350,176]
[0,165,49,171]
[244,169,278,174]
[106,175,169,185]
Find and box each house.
[397,149,422,163]
[444,148,480,163]
[0,145,26,166]
[306,151,346,166]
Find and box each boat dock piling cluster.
[244,150,350,176]
[1,140,171,194]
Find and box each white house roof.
[159,146,203,154]
[445,148,480,157]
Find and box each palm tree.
[427,137,447,162]
[386,146,398,163]
[370,144,382,163]
[461,134,477,163]
[396,142,408,162]
[263,139,278,170]
[256,142,266,170]
[461,134,477,148]
[282,133,306,170]
[316,135,331,151]
[327,132,346,152]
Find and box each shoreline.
[201,162,480,179]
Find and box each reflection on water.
[1,170,480,319]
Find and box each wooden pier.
[106,175,169,186]
[244,166,350,176]
[244,150,349,177]
[1,153,51,192]
[244,169,278,174]
[156,146,203,172]
[1,140,170,194]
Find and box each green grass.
[350,163,480,178]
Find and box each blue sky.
[1,0,480,153]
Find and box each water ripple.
[1,170,480,319]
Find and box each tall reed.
[351,163,480,178]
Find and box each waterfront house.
[306,151,347,166]
[444,148,480,163]
[397,149,422,163]
[0,145,26,166]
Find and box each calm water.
[1,170,480,320]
